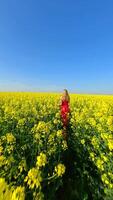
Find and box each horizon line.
[0,90,113,95]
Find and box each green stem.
[43,174,57,181]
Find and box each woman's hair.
[63,89,70,102]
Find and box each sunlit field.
[0,92,113,200]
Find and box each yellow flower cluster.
[89,152,95,161]
[56,130,63,138]
[36,121,50,133]
[1,92,113,199]
[101,133,113,151]
[55,164,66,177]
[62,140,68,150]
[0,178,11,200]
[107,138,113,151]
[11,186,25,200]
[0,154,6,165]
[96,158,104,171]
[91,136,99,149]
[24,168,42,189]
[6,133,16,144]
[81,139,85,145]
[107,116,113,131]
[0,145,3,155]
[101,173,113,189]
[70,94,113,197]
[0,178,25,200]
[36,153,47,168]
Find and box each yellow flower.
[0,145,3,154]
[107,116,113,131]
[105,180,109,185]
[89,152,95,161]
[96,159,104,171]
[57,130,63,138]
[12,186,25,200]
[0,155,6,167]
[97,124,103,132]
[36,121,48,133]
[36,153,47,168]
[24,168,42,189]
[53,119,58,124]
[109,184,113,189]
[108,139,113,151]
[6,133,16,144]
[0,178,8,193]
[101,173,107,182]
[81,139,85,145]
[101,155,108,162]
[1,136,6,142]
[91,136,99,148]
[55,112,60,118]
[107,116,113,126]
[88,118,96,126]
[0,178,12,200]
[101,133,108,140]
[55,164,66,177]
[62,141,68,150]
[17,118,26,126]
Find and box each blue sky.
[0,0,113,93]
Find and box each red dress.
[60,99,70,127]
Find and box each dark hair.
[63,89,70,102]
[64,89,68,93]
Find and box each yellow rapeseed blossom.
[101,133,108,140]
[0,178,8,193]
[101,173,112,187]
[24,168,42,189]
[56,130,63,138]
[55,164,66,177]
[0,145,3,154]
[107,116,113,126]
[96,159,104,171]
[36,121,49,133]
[12,186,25,200]
[62,141,68,150]
[0,155,6,167]
[91,136,99,148]
[6,133,16,144]
[1,92,113,198]
[89,152,95,161]
[55,112,60,118]
[0,178,12,200]
[101,154,108,162]
[36,153,47,168]
[53,119,58,124]
[107,139,113,151]
[81,139,85,145]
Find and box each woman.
[60,89,70,138]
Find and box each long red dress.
[60,99,70,128]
